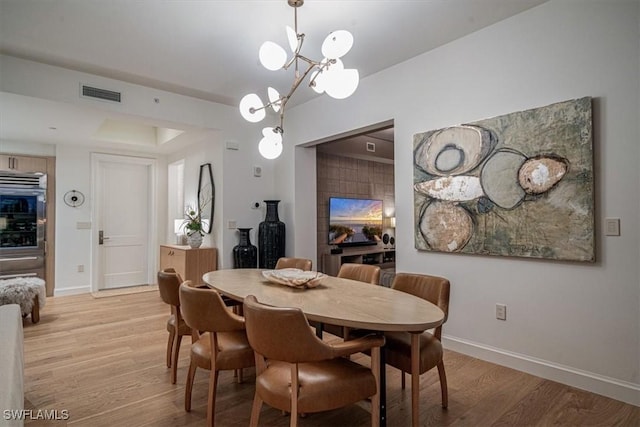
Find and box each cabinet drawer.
[0,155,47,173]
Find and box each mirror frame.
[198,163,214,234]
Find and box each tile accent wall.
[316,152,395,271]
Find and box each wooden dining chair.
[384,273,450,427]
[274,257,313,271]
[157,268,192,384]
[323,263,382,338]
[179,283,255,427]
[243,294,385,427]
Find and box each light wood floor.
[22,292,638,426]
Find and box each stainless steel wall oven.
[0,172,47,280]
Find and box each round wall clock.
[63,190,85,207]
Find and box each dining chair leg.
[171,334,183,384]
[206,369,219,427]
[290,364,299,427]
[166,328,175,368]
[437,361,448,409]
[249,392,263,427]
[237,368,244,384]
[411,333,420,427]
[371,346,381,427]
[401,371,405,389]
[185,361,197,412]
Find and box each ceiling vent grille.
[81,85,121,103]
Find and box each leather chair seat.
[384,273,450,426]
[180,284,255,426]
[275,257,313,271]
[158,268,191,384]
[190,331,255,371]
[166,314,191,336]
[319,263,381,339]
[256,359,377,413]
[384,331,443,373]
[243,294,384,427]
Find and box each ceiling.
[0,0,547,153]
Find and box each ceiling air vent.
[81,85,121,103]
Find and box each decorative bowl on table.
[261,268,326,289]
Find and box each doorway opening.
[313,121,395,273]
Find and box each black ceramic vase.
[233,228,257,268]
[258,200,285,269]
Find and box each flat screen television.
[328,197,383,247]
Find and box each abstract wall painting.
[413,97,594,262]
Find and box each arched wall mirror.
[198,163,214,234]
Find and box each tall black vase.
[258,200,285,269]
[233,228,257,268]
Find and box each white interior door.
[93,154,155,290]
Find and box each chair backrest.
[179,284,245,333]
[157,268,182,307]
[274,257,313,271]
[337,263,381,285]
[243,295,333,363]
[391,273,450,324]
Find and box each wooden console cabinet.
[159,245,217,285]
[322,247,395,276]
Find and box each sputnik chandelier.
[239,0,359,159]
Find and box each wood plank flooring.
[20,292,639,426]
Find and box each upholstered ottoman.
[0,277,46,323]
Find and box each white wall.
[1,57,276,289]
[283,0,640,405]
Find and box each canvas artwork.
[413,97,594,262]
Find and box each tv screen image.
[328,197,383,246]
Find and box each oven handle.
[0,256,40,262]
[0,272,38,279]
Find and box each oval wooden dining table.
[202,268,445,427]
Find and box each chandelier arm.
[295,54,320,67]
[283,61,317,105]
[283,34,307,71]
[307,58,335,88]
[248,103,270,114]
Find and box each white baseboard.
[53,286,90,296]
[443,334,640,407]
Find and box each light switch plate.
[605,218,620,236]
[496,303,507,321]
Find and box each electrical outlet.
[496,303,507,321]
